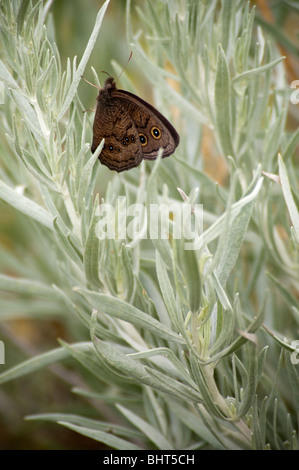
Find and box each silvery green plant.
[0,0,298,450]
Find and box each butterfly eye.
[139,133,147,146]
[151,126,161,139]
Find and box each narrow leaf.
[0,180,53,229]
[76,288,184,344]
[83,194,102,288]
[0,345,82,384]
[116,404,174,450]
[58,421,141,450]
[278,154,299,241]
[57,0,110,121]
[215,43,234,158]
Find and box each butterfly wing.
[92,97,142,172]
[111,90,180,160]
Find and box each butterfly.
[91,76,180,172]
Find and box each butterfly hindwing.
[92,97,142,171]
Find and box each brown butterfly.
[91,76,180,172]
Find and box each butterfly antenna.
[81,75,99,89]
[100,70,111,77]
[117,51,133,83]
